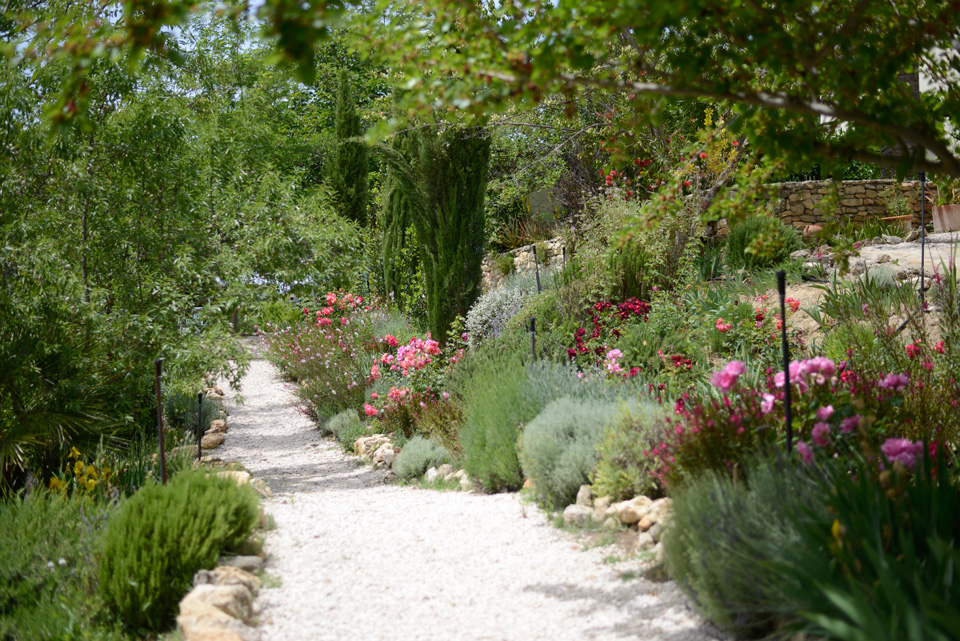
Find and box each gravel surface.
[218,344,718,641]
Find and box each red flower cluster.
[567,298,651,364]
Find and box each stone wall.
[772,179,939,229]
[481,237,567,291]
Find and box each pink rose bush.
[260,291,377,421]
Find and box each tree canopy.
[7,0,960,179]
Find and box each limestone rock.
[790,249,811,260]
[648,521,666,543]
[372,443,396,469]
[454,469,466,480]
[219,555,263,573]
[172,445,200,459]
[877,253,892,264]
[437,463,455,477]
[905,229,921,242]
[194,566,260,594]
[179,584,253,623]
[215,471,251,487]
[562,504,593,527]
[201,433,226,450]
[593,495,611,521]
[425,467,440,483]
[575,484,593,507]
[882,234,904,245]
[603,516,620,530]
[636,532,655,551]
[443,472,458,483]
[607,495,653,525]
[177,615,261,641]
[354,434,390,456]
[459,476,475,492]
[208,419,227,434]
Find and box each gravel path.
[218,346,717,641]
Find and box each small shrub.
[663,457,824,638]
[592,404,667,501]
[534,241,551,266]
[518,397,623,509]
[392,436,454,480]
[99,470,260,631]
[465,286,529,345]
[726,215,803,271]
[0,493,115,639]
[494,253,516,276]
[324,409,362,439]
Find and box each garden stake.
[562,246,566,271]
[154,359,168,485]
[776,271,793,454]
[197,392,204,463]
[919,171,926,303]
[532,244,542,293]
[529,317,536,363]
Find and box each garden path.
[216,343,719,641]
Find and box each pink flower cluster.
[881,438,925,470]
[710,360,745,393]
[774,356,836,390]
[877,373,910,391]
[715,318,732,333]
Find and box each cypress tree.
[413,127,491,343]
[381,131,412,307]
[330,69,368,226]
[378,125,491,342]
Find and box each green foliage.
[0,492,125,640]
[380,125,492,342]
[392,436,454,481]
[330,69,369,226]
[518,397,623,509]
[664,457,825,638]
[591,405,667,501]
[775,450,960,641]
[324,410,363,439]
[99,470,260,631]
[494,253,516,276]
[164,392,220,436]
[725,215,804,271]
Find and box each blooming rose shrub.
[261,291,378,423]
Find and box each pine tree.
[330,69,368,226]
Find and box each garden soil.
[217,341,720,641]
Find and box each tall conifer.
[330,69,368,226]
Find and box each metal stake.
[529,317,536,363]
[197,392,204,464]
[776,271,793,454]
[154,359,167,484]
[532,245,542,294]
[920,171,926,303]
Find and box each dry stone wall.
[772,179,938,229]
[481,237,567,291]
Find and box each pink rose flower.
[811,422,831,447]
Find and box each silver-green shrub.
[392,436,454,480]
[465,273,538,345]
[592,403,669,501]
[324,409,362,438]
[518,397,626,509]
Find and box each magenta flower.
[840,414,860,433]
[711,360,746,393]
[796,441,814,464]
[878,373,910,391]
[815,405,834,421]
[881,438,923,469]
[760,393,775,414]
[811,422,831,447]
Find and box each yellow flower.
[84,478,96,492]
[68,447,82,459]
[74,460,84,476]
[49,477,62,491]
[85,465,97,479]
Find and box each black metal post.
[154,359,167,484]
[562,246,566,271]
[776,271,793,454]
[920,171,926,303]
[529,317,536,363]
[197,392,204,463]
[532,245,542,293]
